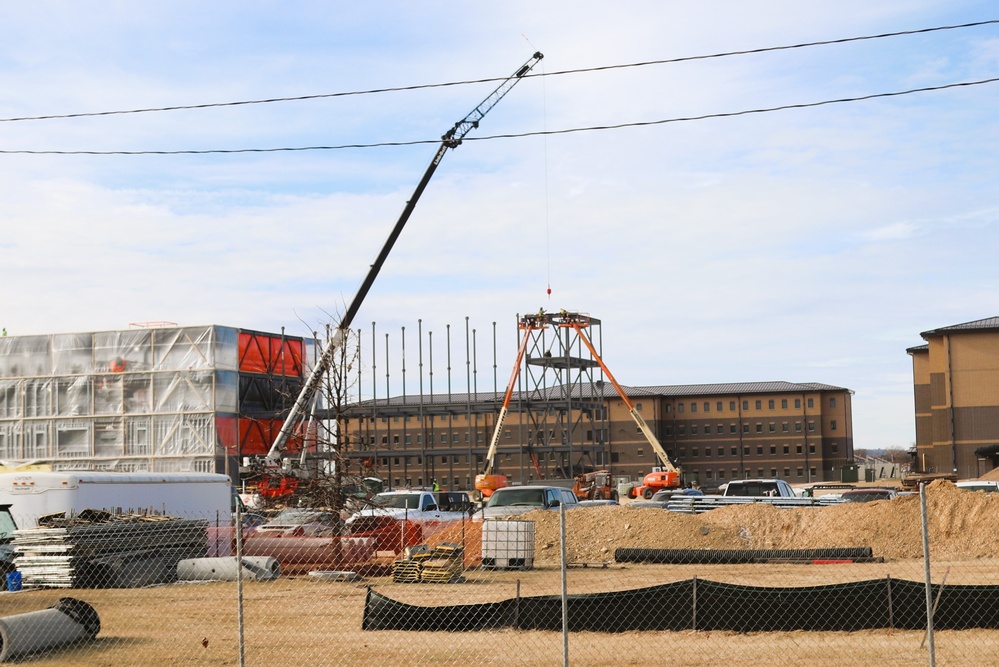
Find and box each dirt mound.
[517,481,999,564]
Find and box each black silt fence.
[362,577,999,633]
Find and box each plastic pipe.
[177,556,280,582]
[0,597,100,662]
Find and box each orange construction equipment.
[477,310,682,499]
[474,315,546,498]
[631,470,682,499]
[573,470,618,501]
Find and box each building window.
[704,402,710,412]
[810,467,817,478]
[795,422,803,433]
[796,467,804,478]
[704,447,711,457]
[405,435,411,444]
[718,447,724,456]
[691,403,697,413]
[691,425,699,435]
[730,401,736,411]
[796,445,803,454]
[807,398,814,408]
[679,448,687,457]
[831,420,838,431]
[679,425,686,435]
[611,452,620,463]
[756,424,763,433]
[830,397,837,408]
[769,423,776,433]
[770,468,778,477]
[755,400,762,410]
[393,435,400,444]
[783,467,790,477]
[717,401,724,412]
[636,402,643,412]
[832,444,839,453]
[665,404,672,413]
[770,445,777,455]
[781,399,788,409]
[808,422,816,432]
[678,403,684,413]
[718,469,725,479]
[783,445,789,455]
[743,424,750,433]
[730,424,738,434]
[666,426,673,436]
[781,423,789,433]
[809,444,816,454]
[505,429,511,439]
[758,468,765,477]
[757,446,763,455]
[393,457,400,465]
[692,448,699,457]
[441,456,447,464]
[717,425,724,434]
[768,399,775,409]
[742,400,749,410]
[637,448,645,457]
[732,447,738,456]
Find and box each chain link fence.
[1,481,997,666]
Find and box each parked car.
[478,485,579,519]
[840,488,898,503]
[956,480,999,493]
[254,508,342,537]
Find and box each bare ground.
[2,481,996,667]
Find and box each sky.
[2,2,998,452]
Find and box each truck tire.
[594,490,603,500]
[610,490,619,502]
[643,487,654,499]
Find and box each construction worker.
[432,479,440,492]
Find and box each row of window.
[692,466,818,480]
[664,420,833,436]
[665,396,834,414]
[353,395,840,425]
[636,442,838,459]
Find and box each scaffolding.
[339,312,610,487]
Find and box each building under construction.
[0,324,313,480]
[339,311,854,490]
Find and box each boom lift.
[475,310,681,498]
[261,52,544,485]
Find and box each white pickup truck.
[343,490,474,540]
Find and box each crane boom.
[565,318,678,474]
[266,52,544,466]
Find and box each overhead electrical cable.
[0,18,996,124]
[2,75,996,155]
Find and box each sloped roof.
[906,344,929,354]
[351,380,851,409]
[921,316,999,339]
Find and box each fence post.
[560,501,569,667]
[919,482,936,667]
[235,502,246,667]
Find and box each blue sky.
[2,2,998,451]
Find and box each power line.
[2,75,996,155]
[1,19,996,124]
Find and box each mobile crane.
[475,310,682,499]
[260,52,544,485]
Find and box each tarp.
[362,577,999,633]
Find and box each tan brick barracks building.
[908,316,999,479]
[343,381,854,490]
